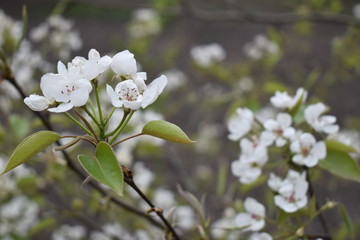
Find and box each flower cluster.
[190,43,226,67]
[243,34,279,60]
[228,88,340,213]
[30,15,82,60]
[24,49,167,113]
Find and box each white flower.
[234,197,265,231]
[153,188,175,210]
[174,206,196,230]
[40,62,92,112]
[244,34,278,60]
[304,102,339,134]
[353,4,360,19]
[249,232,273,240]
[227,108,254,141]
[111,50,137,77]
[190,43,226,67]
[231,160,262,184]
[128,8,161,38]
[25,61,92,112]
[263,113,295,147]
[24,94,52,111]
[270,88,307,109]
[68,48,111,80]
[106,75,167,110]
[52,225,86,240]
[268,170,308,213]
[290,132,326,167]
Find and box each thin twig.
[122,166,183,240]
[306,168,330,236]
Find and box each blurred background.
[1,0,360,239]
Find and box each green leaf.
[1,131,61,175]
[318,150,360,182]
[338,204,354,239]
[78,142,124,196]
[325,139,358,153]
[142,120,194,143]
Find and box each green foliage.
[318,149,360,182]
[142,120,194,143]
[1,131,61,175]
[78,142,124,196]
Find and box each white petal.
[106,84,123,108]
[48,102,73,113]
[88,48,100,60]
[244,198,265,217]
[111,50,137,76]
[24,94,50,111]
[141,75,167,108]
[57,61,67,75]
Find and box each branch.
[180,0,360,26]
[122,166,183,240]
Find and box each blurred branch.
[70,0,360,26]
[180,1,360,26]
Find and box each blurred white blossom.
[270,88,307,109]
[128,8,161,38]
[227,108,254,141]
[290,132,326,167]
[190,43,226,67]
[234,197,266,231]
[268,170,308,213]
[52,225,86,240]
[304,102,339,134]
[244,34,278,60]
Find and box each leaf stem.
[111,133,144,147]
[109,110,135,144]
[64,112,93,136]
[82,105,101,129]
[73,108,99,143]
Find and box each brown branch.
[122,166,183,240]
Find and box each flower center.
[288,194,296,203]
[301,147,310,156]
[119,86,140,102]
[61,85,76,96]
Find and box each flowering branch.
[1,73,166,231]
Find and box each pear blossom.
[128,8,161,38]
[268,170,308,213]
[68,49,111,80]
[270,88,307,109]
[353,4,360,19]
[106,75,167,110]
[190,43,226,67]
[234,197,265,231]
[24,61,92,113]
[290,132,326,167]
[262,113,295,147]
[227,108,254,141]
[304,102,339,134]
[244,34,278,60]
[232,136,269,184]
[111,50,138,77]
[249,232,273,240]
[24,94,53,111]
